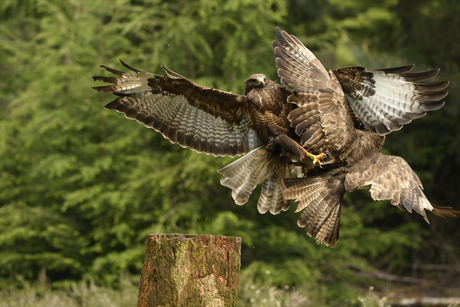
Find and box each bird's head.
[244,74,268,93]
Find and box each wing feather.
[273,28,356,156]
[343,153,457,223]
[333,66,448,134]
[93,60,261,157]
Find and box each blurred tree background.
[0,0,459,304]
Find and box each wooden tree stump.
[137,234,242,307]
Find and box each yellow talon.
[306,152,327,165]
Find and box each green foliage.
[1,0,459,304]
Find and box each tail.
[345,154,460,222]
[218,147,291,215]
[283,168,347,247]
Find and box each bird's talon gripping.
[306,152,327,165]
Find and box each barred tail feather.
[218,148,266,205]
[283,168,347,247]
[218,147,290,214]
[257,168,291,215]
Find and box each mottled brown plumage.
[92,60,305,213]
[273,27,458,246]
[92,30,458,248]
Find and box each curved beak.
[253,77,266,87]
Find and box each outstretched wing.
[344,153,459,222]
[92,60,262,157]
[272,27,356,157]
[333,66,448,134]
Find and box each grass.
[0,273,386,307]
[0,275,139,307]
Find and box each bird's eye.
[263,77,268,82]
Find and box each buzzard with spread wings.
[92,61,314,213]
[272,27,458,246]
[92,28,458,247]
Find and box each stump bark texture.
[137,234,242,307]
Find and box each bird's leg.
[306,151,327,165]
[267,127,327,165]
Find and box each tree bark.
[137,234,242,307]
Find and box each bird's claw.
[306,152,327,165]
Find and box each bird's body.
[92,28,458,247]
[243,75,302,157]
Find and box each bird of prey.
[272,27,458,246]
[92,61,318,214]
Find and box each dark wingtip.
[98,64,125,76]
[275,27,288,44]
[119,59,141,73]
[379,64,415,74]
[104,99,122,110]
[414,80,450,92]
[401,68,440,82]
[161,66,187,79]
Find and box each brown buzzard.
[92,61,312,213]
[272,27,458,246]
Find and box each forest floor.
[373,266,460,306]
[1,268,459,307]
